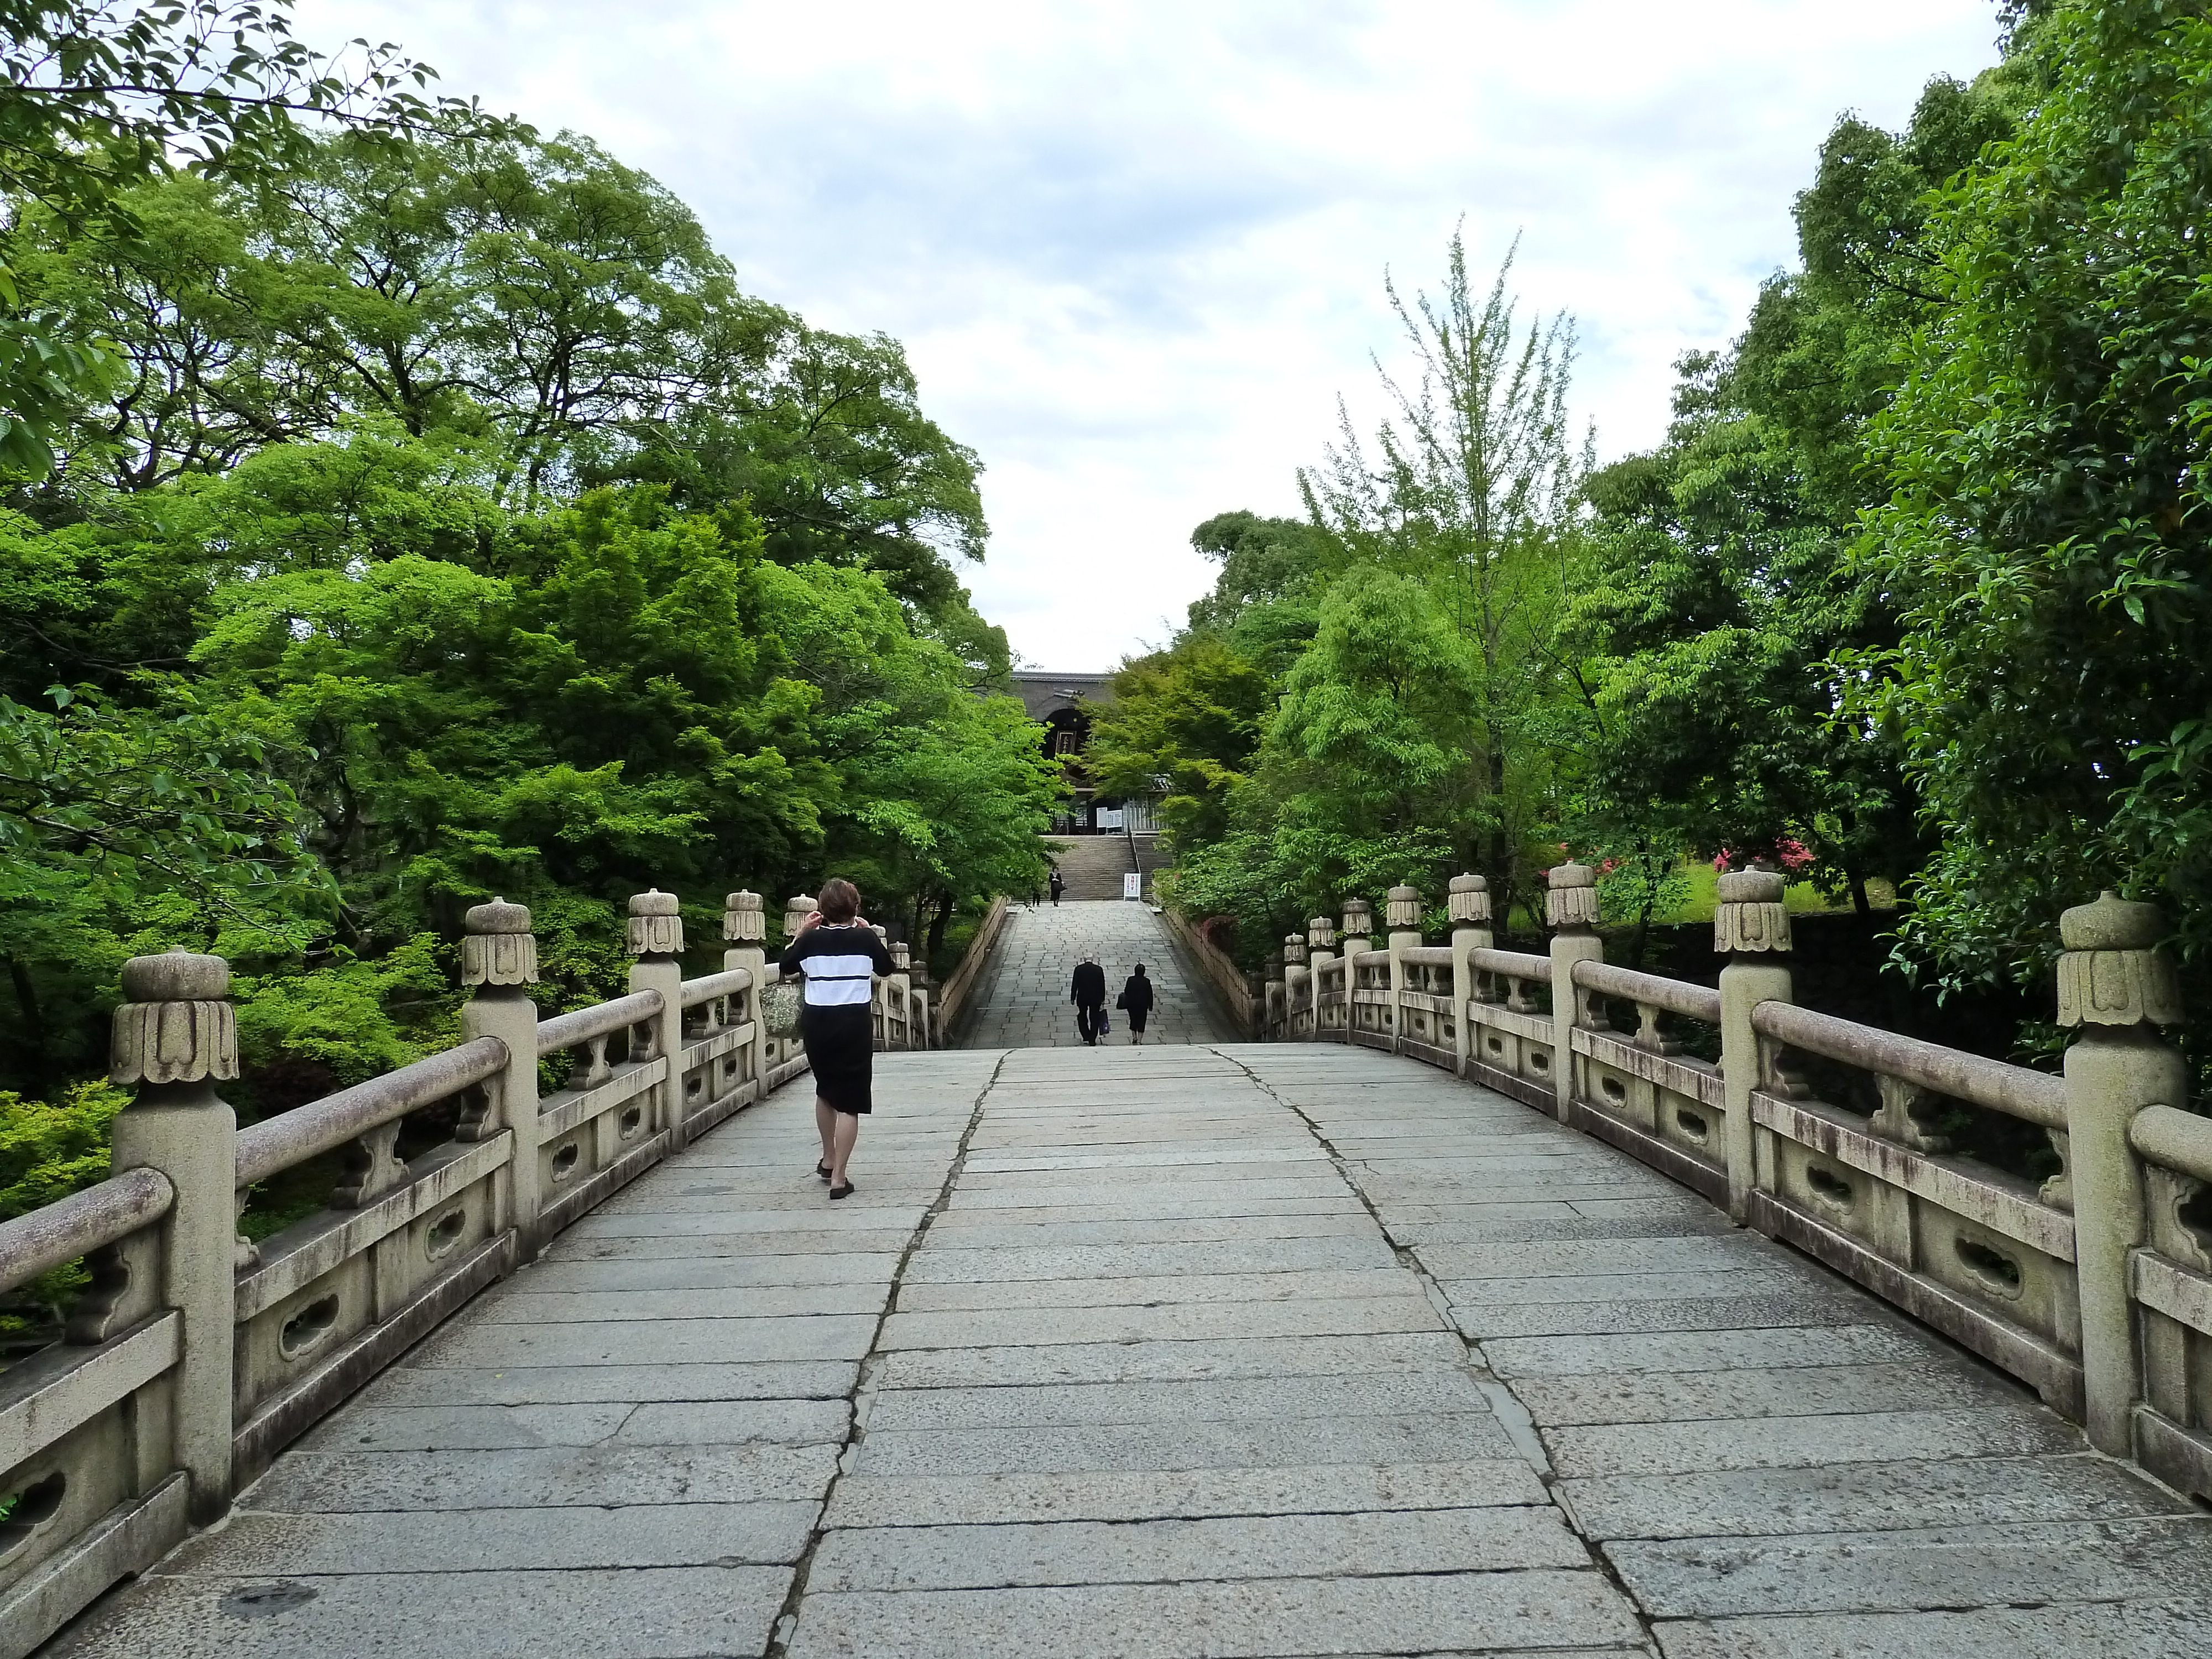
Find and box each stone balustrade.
[0,884,928,1657]
[1266,866,2208,1502]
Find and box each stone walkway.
[961,898,1232,1048]
[48,1046,2212,1657]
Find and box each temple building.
[1008,670,1156,836]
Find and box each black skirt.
[802,1002,874,1114]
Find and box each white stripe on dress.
[802,952,878,1006]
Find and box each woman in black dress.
[1118,962,1155,1045]
[778,878,893,1199]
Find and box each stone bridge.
[5,878,2212,1657]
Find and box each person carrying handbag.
[1117,963,1154,1045]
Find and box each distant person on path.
[1049,865,1065,906]
[1117,963,1154,1045]
[1071,951,1105,1045]
[779,877,893,1201]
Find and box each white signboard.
[1122,873,1142,900]
[1098,808,1124,830]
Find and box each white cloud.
[299,0,2004,667]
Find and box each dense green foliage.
[0,69,1056,1115]
[1133,0,2211,1050]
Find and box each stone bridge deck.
[46,1047,2212,1658]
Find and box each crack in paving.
[763,1050,1010,1658]
[1217,1046,1666,1656]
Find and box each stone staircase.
[1045,833,1139,899]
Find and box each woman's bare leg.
[816,1097,836,1170]
[830,1111,860,1186]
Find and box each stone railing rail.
[1251,863,2210,1504]
[0,884,930,1659]
[930,895,1008,1040]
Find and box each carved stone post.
[1547,863,1603,1124]
[1341,899,1373,1042]
[889,941,914,1051]
[461,899,540,1245]
[1282,934,1309,1037]
[778,896,816,1073]
[724,890,769,1099]
[1716,868,1793,1224]
[1308,917,1338,1040]
[627,891,686,1138]
[1447,875,1491,1077]
[108,950,238,1524]
[1386,884,1423,1056]
[2059,891,2186,1455]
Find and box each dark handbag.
[1114,990,1129,1009]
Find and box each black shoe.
[830,1180,854,1200]
[816,1162,832,1180]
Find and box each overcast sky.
[299,0,2004,670]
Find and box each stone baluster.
[1340,899,1373,1038]
[1547,863,1603,1125]
[1448,875,1491,1078]
[108,949,239,1524]
[889,941,913,1050]
[627,890,686,1138]
[1715,868,1793,1223]
[724,890,770,1097]
[2059,891,2187,1455]
[1387,884,1423,1056]
[1282,933,1309,1037]
[1307,917,1338,1040]
[777,896,816,1068]
[459,898,541,1244]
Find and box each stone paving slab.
[807,1505,1590,1592]
[785,1571,1648,1659]
[1558,1452,2194,1541]
[852,1410,1520,1476]
[46,1567,791,1659]
[1653,1601,2212,1658]
[1512,1360,2028,1425]
[159,1501,819,1573]
[862,1369,1497,1431]
[822,1458,1552,1527]
[895,1264,1417,1311]
[1611,1515,2212,1617]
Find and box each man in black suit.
[1070,952,1107,1045]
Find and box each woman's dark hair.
[1133,963,1146,975]
[818,878,860,923]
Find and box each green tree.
[0,0,488,473]
[1087,634,1273,846]
[1298,232,1592,919]
[1858,0,2212,1001]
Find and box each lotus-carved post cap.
[724,890,766,942]
[111,950,238,1086]
[625,889,685,958]
[1448,874,1490,924]
[1308,916,1336,948]
[462,898,539,987]
[2058,890,2180,1028]
[465,897,532,934]
[120,948,228,1003]
[1717,869,1787,905]
[890,941,911,969]
[2060,890,2162,952]
[1283,933,1308,964]
[1386,884,1423,930]
[1340,899,1373,937]
[1714,867,1792,955]
[1546,862,1600,931]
